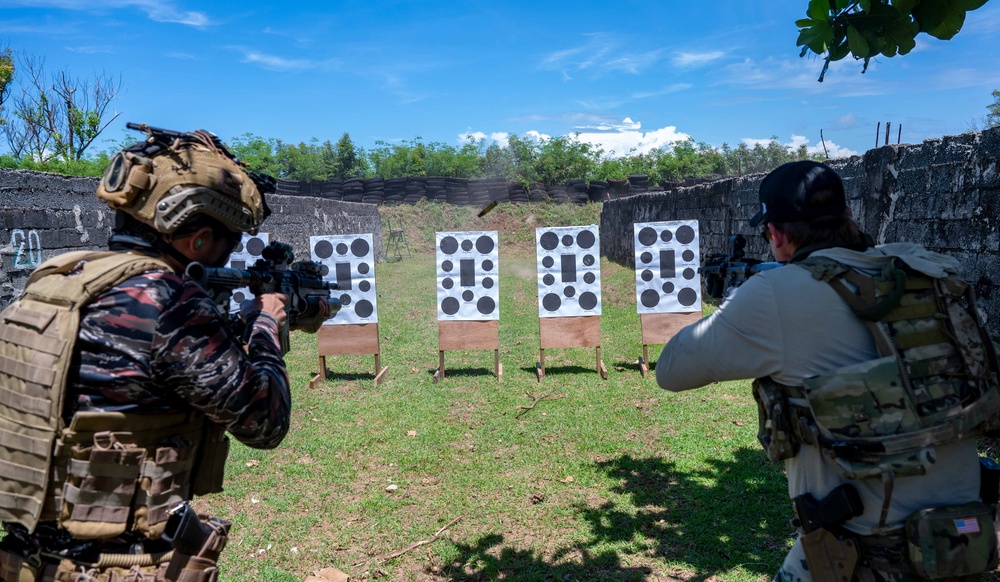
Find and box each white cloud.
[4,0,211,26]
[572,123,690,156]
[538,33,667,78]
[672,50,725,67]
[240,51,315,72]
[456,131,511,148]
[632,83,693,99]
[742,134,858,160]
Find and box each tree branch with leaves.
[797,0,988,82]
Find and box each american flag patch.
[955,518,981,534]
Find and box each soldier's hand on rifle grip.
[291,297,332,334]
[241,293,289,329]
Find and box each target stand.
[536,315,606,381]
[638,311,702,378]
[433,320,502,383]
[311,323,388,388]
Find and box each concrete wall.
[0,169,383,308]
[600,127,1000,336]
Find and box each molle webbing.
[0,251,172,532]
[792,256,1000,476]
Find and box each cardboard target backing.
[226,232,269,313]
[436,230,499,321]
[310,233,378,325]
[633,220,701,314]
[535,225,601,318]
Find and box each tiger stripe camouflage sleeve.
[152,277,291,449]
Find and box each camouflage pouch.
[905,501,998,579]
[752,378,799,462]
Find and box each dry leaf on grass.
[304,566,350,582]
[245,460,260,468]
[406,430,417,436]
[560,476,574,483]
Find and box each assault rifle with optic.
[186,242,340,354]
[701,234,782,299]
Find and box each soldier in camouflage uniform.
[0,126,329,581]
[657,161,1000,581]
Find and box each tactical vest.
[0,251,229,539]
[754,255,1000,482]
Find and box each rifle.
[186,241,340,353]
[701,234,782,299]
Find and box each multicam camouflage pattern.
[906,502,998,579]
[791,257,1000,480]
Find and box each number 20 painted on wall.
[9,229,42,270]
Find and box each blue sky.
[2,0,998,161]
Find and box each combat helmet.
[97,123,270,236]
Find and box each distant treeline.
[0,130,823,186]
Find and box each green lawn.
[203,201,792,581]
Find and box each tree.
[0,47,13,124]
[227,132,282,178]
[332,132,367,179]
[987,89,1000,129]
[4,53,122,161]
[796,0,989,82]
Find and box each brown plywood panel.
[439,320,499,351]
[539,316,600,348]
[318,323,380,355]
[640,312,702,345]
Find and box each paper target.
[436,230,499,321]
[310,233,378,325]
[536,225,601,318]
[226,232,269,313]
[633,220,701,313]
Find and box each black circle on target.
[579,292,598,311]
[539,232,559,250]
[676,225,696,245]
[442,260,454,272]
[663,281,675,293]
[319,264,329,276]
[234,240,244,253]
[314,240,334,259]
[233,291,246,303]
[640,251,652,264]
[351,238,370,258]
[682,249,695,262]
[660,230,673,243]
[482,277,494,289]
[542,293,561,312]
[476,235,495,254]
[355,300,374,318]
[461,239,473,252]
[442,278,454,290]
[561,234,574,247]
[477,296,496,315]
[441,297,460,315]
[683,268,696,280]
[564,286,576,298]
[582,254,595,267]
[358,263,370,275]
[543,274,555,286]
[583,272,596,284]
[678,287,698,307]
[246,237,265,256]
[577,230,596,249]
[641,269,654,282]
[340,293,352,306]
[641,289,660,308]
[638,227,657,247]
[359,280,371,292]
[542,256,554,268]
[336,242,349,255]
[440,236,459,254]
[482,259,494,271]
[462,290,474,302]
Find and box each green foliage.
[332,132,367,179]
[0,47,13,121]
[987,89,1000,129]
[367,137,485,179]
[796,0,988,81]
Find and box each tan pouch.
[799,527,859,582]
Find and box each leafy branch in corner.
[795,0,988,82]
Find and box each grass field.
[201,201,792,581]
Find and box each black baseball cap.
[749,160,846,227]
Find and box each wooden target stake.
[536,315,606,381]
[311,323,389,388]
